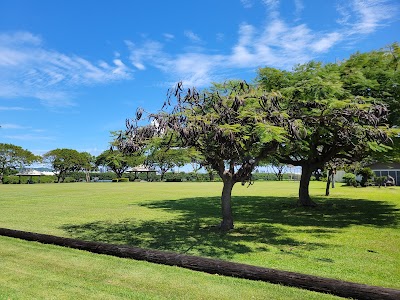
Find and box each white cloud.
[294,0,304,20]
[125,39,165,70]
[240,0,254,8]
[163,33,175,40]
[338,0,398,34]
[0,106,28,111]
[124,0,398,87]
[4,134,53,141]
[0,123,30,129]
[0,31,133,106]
[184,30,202,43]
[311,32,343,52]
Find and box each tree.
[43,148,87,183]
[0,143,40,183]
[145,134,191,181]
[95,149,143,178]
[118,81,285,230]
[341,43,400,127]
[261,157,287,181]
[258,61,392,206]
[80,152,96,182]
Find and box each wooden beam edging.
[0,227,399,300]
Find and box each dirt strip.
[1,227,399,300]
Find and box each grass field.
[0,181,399,298]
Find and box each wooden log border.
[0,227,399,300]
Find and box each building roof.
[367,162,400,170]
[126,165,156,172]
[16,169,43,176]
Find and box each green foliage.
[63,176,77,183]
[111,177,129,182]
[96,149,144,179]
[341,43,400,127]
[146,135,191,181]
[342,173,357,186]
[0,143,40,183]
[43,148,89,183]
[356,167,375,187]
[375,176,387,187]
[257,55,393,205]
[2,175,56,184]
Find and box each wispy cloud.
[163,33,175,41]
[338,0,398,34]
[184,30,203,43]
[0,31,133,106]
[3,134,53,141]
[240,0,254,8]
[0,123,30,129]
[125,0,398,87]
[0,106,29,111]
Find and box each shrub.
[63,177,76,183]
[2,176,20,184]
[343,173,357,186]
[112,178,129,182]
[356,167,374,187]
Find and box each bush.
[112,178,129,182]
[356,167,374,187]
[375,176,387,187]
[63,177,76,183]
[343,173,357,186]
[2,176,20,184]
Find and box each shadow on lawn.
[61,196,399,259]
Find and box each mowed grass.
[0,181,399,297]
[0,236,341,300]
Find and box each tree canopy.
[257,60,393,206]
[95,148,144,178]
[43,148,89,183]
[118,81,286,230]
[0,143,40,183]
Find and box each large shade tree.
[0,143,40,183]
[118,81,285,230]
[257,61,392,206]
[341,43,400,164]
[95,148,144,178]
[44,148,88,183]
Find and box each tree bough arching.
[258,61,393,206]
[118,81,286,231]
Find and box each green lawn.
[0,181,399,298]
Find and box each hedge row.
[2,171,302,184]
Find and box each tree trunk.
[325,175,331,196]
[299,165,317,207]
[160,170,166,181]
[0,173,3,184]
[85,171,90,182]
[325,170,334,196]
[208,171,214,181]
[220,178,235,231]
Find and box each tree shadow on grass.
[61,196,399,260]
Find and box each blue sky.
[0,0,399,159]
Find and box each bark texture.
[220,178,235,231]
[298,165,317,206]
[1,227,399,300]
